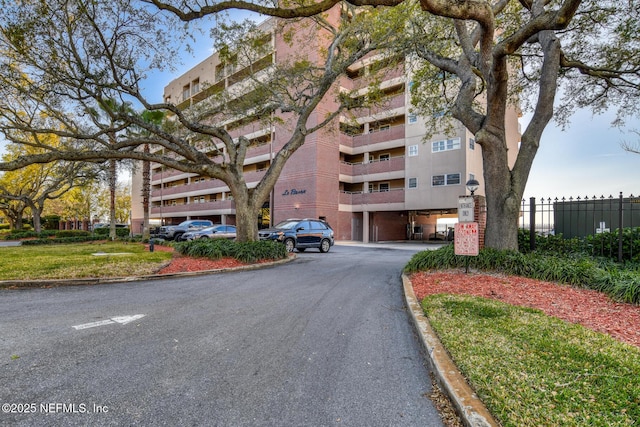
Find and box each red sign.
[455,222,479,256]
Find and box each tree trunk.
[31,207,42,233]
[142,145,151,240]
[12,207,24,230]
[478,130,522,251]
[109,159,117,240]
[234,204,259,243]
[232,187,260,242]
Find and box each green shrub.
[585,227,640,262]
[56,230,91,238]
[93,227,131,237]
[0,230,59,240]
[174,239,287,263]
[20,236,102,245]
[520,227,640,262]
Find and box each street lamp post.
[466,178,479,196]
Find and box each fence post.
[529,197,536,251]
[618,192,623,263]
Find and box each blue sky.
[522,110,639,199]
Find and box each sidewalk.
[335,239,447,251]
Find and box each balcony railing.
[246,142,272,159]
[150,199,235,215]
[340,124,405,149]
[340,156,404,177]
[339,188,405,205]
[349,93,405,119]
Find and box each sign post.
[454,222,479,256]
[457,195,480,272]
[458,196,474,222]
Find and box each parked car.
[258,219,334,253]
[157,220,214,241]
[183,225,237,241]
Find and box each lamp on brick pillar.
[465,178,479,196]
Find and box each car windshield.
[274,220,300,229]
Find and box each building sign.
[282,188,306,196]
[455,222,479,256]
[458,196,474,222]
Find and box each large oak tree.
[0,0,405,241]
[147,0,640,250]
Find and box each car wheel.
[200,236,209,239]
[320,238,331,253]
[175,233,184,241]
[284,238,295,252]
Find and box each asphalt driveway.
[0,244,444,426]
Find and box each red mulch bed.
[145,245,247,274]
[410,271,640,348]
[156,255,248,274]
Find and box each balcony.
[339,188,405,206]
[349,93,405,120]
[151,180,228,199]
[151,169,192,182]
[150,199,235,215]
[340,124,405,150]
[246,142,272,159]
[340,156,404,178]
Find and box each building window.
[182,85,190,101]
[432,173,461,186]
[379,153,390,161]
[408,113,417,124]
[408,178,417,188]
[408,145,418,157]
[191,78,200,94]
[379,182,390,192]
[469,137,475,150]
[432,138,461,153]
[446,173,461,185]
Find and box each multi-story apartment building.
[131,15,521,243]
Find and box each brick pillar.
[473,195,487,249]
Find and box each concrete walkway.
[335,239,447,251]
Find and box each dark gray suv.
[158,220,214,241]
[258,219,334,253]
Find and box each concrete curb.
[0,255,296,289]
[401,273,499,427]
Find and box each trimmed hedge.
[20,236,104,245]
[174,239,288,264]
[93,227,131,237]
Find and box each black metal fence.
[519,193,640,262]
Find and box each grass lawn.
[422,294,640,427]
[0,242,173,281]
